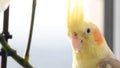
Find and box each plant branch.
[0,34,33,68]
[24,0,36,61]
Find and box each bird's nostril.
[73,32,78,36]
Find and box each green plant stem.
[0,34,33,68]
[24,0,36,61]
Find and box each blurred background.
[0,0,120,68]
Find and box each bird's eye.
[86,28,91,33]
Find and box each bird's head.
[68,21,104,58]
[67,0,105,60]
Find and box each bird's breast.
[72,58,101,68]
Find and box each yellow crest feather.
[67,0,84,35]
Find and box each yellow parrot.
[67,0,120,68]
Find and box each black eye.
[86,28,91,33]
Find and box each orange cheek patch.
[93,29,103,45]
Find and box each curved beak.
[69,34,82,52]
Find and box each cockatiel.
[67,0,120,68]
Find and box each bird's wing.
[97,57,120,68]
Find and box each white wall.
[83,0,104,33]
[114,0,120,60]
